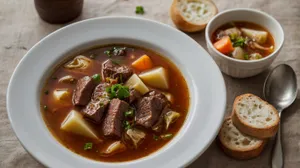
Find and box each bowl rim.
[7,16,227,168]
[205,8,284,63]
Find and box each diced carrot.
[213,36,234,54]
[131,55,153,71]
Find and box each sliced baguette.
[232,94,279,139]
[170,0,218,32]
[218,118,266,160]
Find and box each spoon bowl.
[264,64,298,111]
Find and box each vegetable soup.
[211,21,275,60]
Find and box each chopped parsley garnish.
[125,108,134,118]
[43,105,48,111]
[244,54,249,60]
[160,134,173,140]
[106,84,130,100]
[52,76,58,80]
[105,47,126,57]
[233,37,246,47]
[92,74,101,83]
[153,135,159,141]
[84,142,93,150]
[44,90,49,95]
[112,47,126,56]
[104,50,112,57]
[123,121,132,130]
[135,6,145,14]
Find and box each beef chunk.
[92,83,110,101]
[102,59,133,83]
[126,88,142,104]
[135,90,168,128]
[83,83,110,124]
[102,99,129,138]
[152,105,171,132]
[72,76,96,106]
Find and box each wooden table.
[0,0,299,167]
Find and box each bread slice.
[232,94,279,139]
[170,0,218,32]
[218,118,266,160]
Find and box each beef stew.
[40,44,189,162]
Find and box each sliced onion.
[124,128,146,148]
[64,55,92,70]
[164,111,180,130]
[102,141,126,156]
[58,75,76,83]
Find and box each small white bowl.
[205,8,284,78]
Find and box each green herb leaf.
[92,74,101,83]
[135,6,145,14]
[44,90,49,95]
[52,76,58,80]
[117,86,130,99]
[106,87,111,93]
[106,84,130,100]
[84,142,93,150]
[123,121,132,130]
[233,37,246,47]
[125,108,134,118]
[244,54,249,60]
[229,33,237,41]
[43,105,48,111]
[160,133,173,140]
[104,50,112,57]
[153,135,159,141]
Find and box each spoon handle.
[272,119,283,168]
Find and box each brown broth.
[40,44,190,162]
[211,21,275,58]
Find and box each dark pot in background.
[34,0,83,24]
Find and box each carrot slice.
[213,36,234,54]
[131,55,153,71]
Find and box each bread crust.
[218,118,266,160]
[169,0,217,32]
[231,94,280,139]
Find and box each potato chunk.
[58,75,76,84]
[102,141,126,156]
[162,92,174,103]
[241,28,268,44]
[61,110,99,140]
[125,74,149,95]
[53,89,71,100]
[53,89,72,105]
[124,128,146,148]
[139,67,169,89]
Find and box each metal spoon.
[263,64,298,168]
